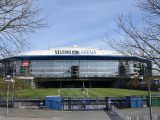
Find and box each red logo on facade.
[22,60,29,67]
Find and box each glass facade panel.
[29,60,119,78]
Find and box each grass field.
[15,88,160,98]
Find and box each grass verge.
[14,88,159,98]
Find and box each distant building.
[0,46,151,88]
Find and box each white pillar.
[31,79,35,89]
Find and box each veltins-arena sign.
[55,49,96,55]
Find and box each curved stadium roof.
[18,46,123,56]
[0,46,149,63]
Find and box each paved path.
[0,108,111,120]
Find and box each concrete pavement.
[0,108,111,120]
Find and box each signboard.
[55,49,96,55]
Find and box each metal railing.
[143,115,160,120]
[111,105,131,120]
[111,105,160,120]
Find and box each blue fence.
[126,96,143,108]
[44,96,144,111]
[1,96,159,111]
[45,96,62,110]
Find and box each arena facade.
[0,46,151,88]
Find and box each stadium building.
[0,46,151,88]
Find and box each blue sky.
[28,0,140,51]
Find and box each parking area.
[0,108,111,120]
[0,107,160,120]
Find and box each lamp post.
[5,75,14,116]
[141,66,152,120]
[6,82,9,116]
[148,86,152,120]
[11,79,15,104]
[145,66,152,120]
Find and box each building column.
[31,79,35,89]
[89,81,92,88]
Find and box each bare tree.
[0,77,30,97]
[107,0,160,72]
[0,0,46,58]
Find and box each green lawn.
[14,88,159,98]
